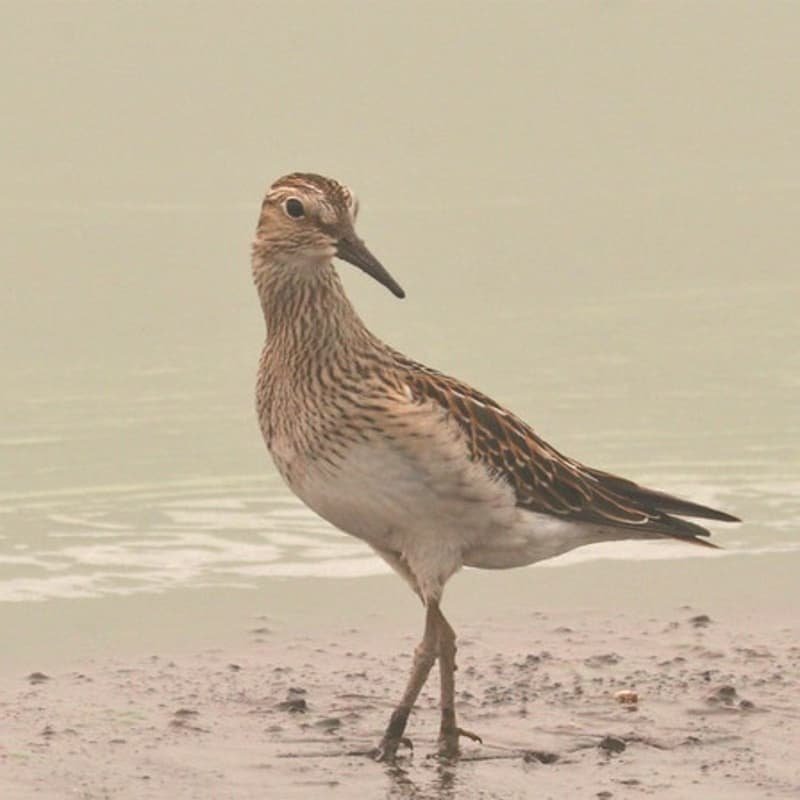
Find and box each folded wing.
[403,363,739,548]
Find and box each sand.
[2,606,798,800]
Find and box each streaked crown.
[265,173,359,225]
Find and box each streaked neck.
[254,255,375,359]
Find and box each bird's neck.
[253,254,376,361]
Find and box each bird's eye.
[284,198,305,219]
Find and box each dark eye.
[285,198,305,218]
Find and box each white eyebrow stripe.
[265,180,353,219]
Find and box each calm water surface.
[1,3,798,665]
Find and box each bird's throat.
[256,257,373,362]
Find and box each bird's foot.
[437,726,483,759]
[370,735,413,763]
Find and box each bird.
[251,172,739,761]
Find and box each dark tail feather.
[658,513,722,548]
[688,537,721,550]
[586,468,740,523]
[660,514,712,537]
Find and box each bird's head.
[253,173,405,299]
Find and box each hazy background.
[1,2,798,669]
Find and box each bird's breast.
[286,403,519,552]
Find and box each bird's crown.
[262,172,358,228]
[253,172,405,298]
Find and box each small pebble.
[598,735,626,755]
[614,690,638,706]
[705,685,738,706]
[277,696,307,713]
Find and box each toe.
[458,727,483,744]
[372,735,413,762]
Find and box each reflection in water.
[385,761,457,800]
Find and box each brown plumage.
[251,172,739,761]
[402,362,737,545]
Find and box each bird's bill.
[336,236,405,299]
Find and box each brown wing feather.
[402,362,738,547]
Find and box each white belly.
[270,415,636,601]
[301,439,511,539]
[281,434,516,600]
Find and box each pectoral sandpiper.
[251,173,739,761]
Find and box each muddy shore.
[2,605,798,799]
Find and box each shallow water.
[1,3,799,667]
[1,469,798,605]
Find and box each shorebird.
[251,173,739,761]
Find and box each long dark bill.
[336,236,405,299]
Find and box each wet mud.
[2,609,798,799]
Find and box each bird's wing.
[401,362,738,547]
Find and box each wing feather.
[402,363,738,547]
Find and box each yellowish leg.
[434,606,482,758]
[374,602,439,761]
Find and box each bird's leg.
[373,601,439,762]
[433,605,482,759]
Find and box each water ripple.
[0,474,797,602]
